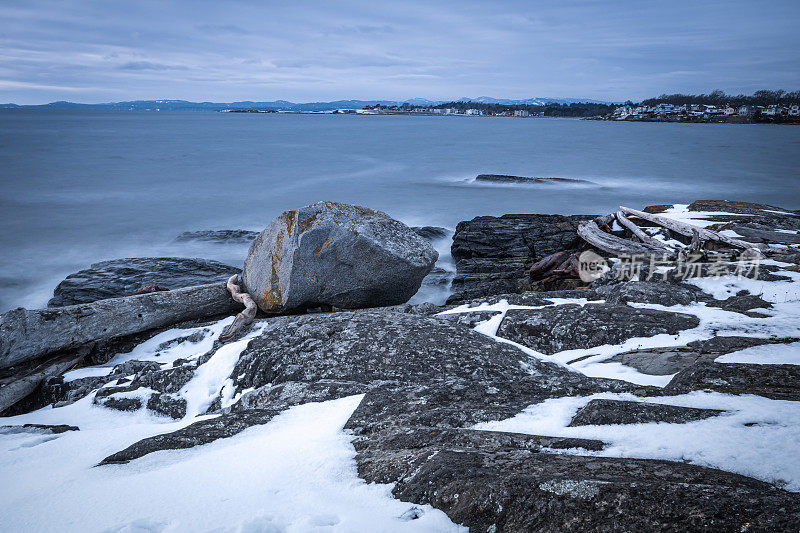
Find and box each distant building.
[513,109,530,117]
[789,105,799,117]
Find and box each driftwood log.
[619,206,770,253]
[577,218,668,257]
[0,347,90,414]
[615,210,676,252]
[0,282,241,370]
[219,275,258,343]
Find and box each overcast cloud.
[1,0,798,104]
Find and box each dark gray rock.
[98,396,141,412]
[0,423,79,434]
[568,399,724,426]
[497,304,700,355]
[134,366,194,394]
[99,410,279,465]
[607,336,782,376]
[48,257,241,307]
[227,311,627,401]
[411,226,449,241]
[227,380,370,413]
[175,229,259,244]
[242,202,438,313]
[354,436,800,532]
[104,311,638,464]
[665,362,800,400]
[448,213,595,302]
[594,281,699,307]
[436,311,501,329]
[112,360,161,376]
[729,224,800,245]
[474,174,596,185]
[41,375,112,405]
[147,393,187,419]
[706,291,773,315]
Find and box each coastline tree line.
[635,89,799,108]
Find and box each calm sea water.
[1,110,799,312]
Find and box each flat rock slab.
[102,311,639,464]
[497,303,700,355]
[0,423,79,434]
[372,443,800,532]
[608,336,788,376]
[229,311,616,396]
[666,362,800,400]
[594,281,699,307]
[48,257,240,307]
[99,410,280,465]
[568,399,724,426]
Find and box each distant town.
[227,91,800,124]
[605,102,799,123]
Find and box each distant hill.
[457,96,616,105]
[0,96,615,111]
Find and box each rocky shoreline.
[1,199,800,531]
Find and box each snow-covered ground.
[0,321,463,532]
[0,388,461,532]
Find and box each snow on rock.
[474,391,800,491]
[0,395,463,532]
[180,324,266,418]
[715,341,800,365]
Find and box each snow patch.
[474,391,800,491]
[715,342,800,365]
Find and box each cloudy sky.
[1,0,798,104]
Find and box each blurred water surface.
[1,110,799,311]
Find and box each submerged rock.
[474,174,596,185]
[48,257,240,307]
[242,202,438,313]
[411,226,449,241]
[175,229,259,244]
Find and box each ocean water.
[1,110,799,312]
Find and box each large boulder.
[242,202,438,313]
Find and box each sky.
[1,0,798,105]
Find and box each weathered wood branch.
[0,282,242,370]
[577,219,668,257]
[529,250,572,281]
[619,206,770,252]
[0,348,88,414]
[615,211,676,253]
[219,275,258,343]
